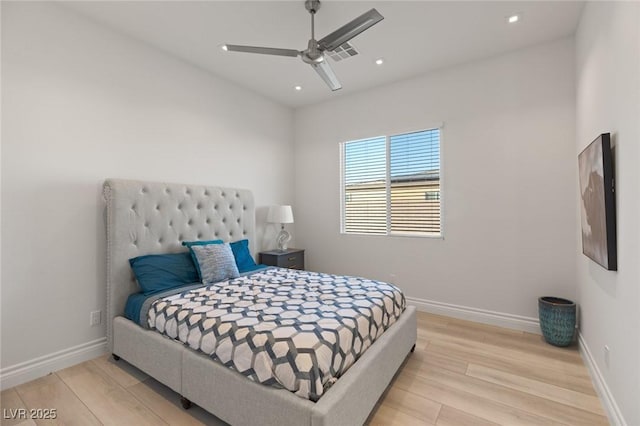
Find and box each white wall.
[294,39,576,321]
[10,6,634,418]
[1,2,294,369]
[575,3,640,425]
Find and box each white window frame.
[339,125,444,239]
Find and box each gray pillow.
[189,242,240,284]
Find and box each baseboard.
[578,332,627,426]
[406,296,541,334]
[0,337,107,391]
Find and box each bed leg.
[112,354,121,361]
[410,343,416,353]
[180,397,192,410]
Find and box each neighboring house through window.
[340,128,442,237]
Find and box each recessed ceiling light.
[294,85,302,91]
[221,44,229,51]
[375,58,384,66]
[508,15,519,24]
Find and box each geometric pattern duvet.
[148,267,406,401]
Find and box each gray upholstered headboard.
[103,179,255,351]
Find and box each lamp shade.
[267,205,294,224]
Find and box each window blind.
[343,136,387,234]
[341,128,441,236]
[389,130,441,235]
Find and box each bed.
[104,178,417,426]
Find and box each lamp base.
[276,228,291,251]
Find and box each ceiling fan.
[222,0,384,91]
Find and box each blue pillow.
[230,239,258,273]
[129,252,199,295]
[189,243,239,284]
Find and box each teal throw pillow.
[129,252,199,295]
[230,239,258,273]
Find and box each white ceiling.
[64,1,584,108]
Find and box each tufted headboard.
[103,179,255,351]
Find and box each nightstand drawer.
[259,249,305,270]
[278,251,304,269]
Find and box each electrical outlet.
[90,310,102,327]
[604,345,610,368]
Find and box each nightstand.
[259,248,305,270]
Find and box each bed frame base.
[112,307,417,426]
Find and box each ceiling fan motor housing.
[302,39,324,64]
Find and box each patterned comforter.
[147,267,406,401]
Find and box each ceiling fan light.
[221,44,229,51]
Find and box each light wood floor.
[1,312,607,426]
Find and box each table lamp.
[267,205,294,251]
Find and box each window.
[341,128,441,237]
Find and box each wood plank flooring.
[1,312,607,425]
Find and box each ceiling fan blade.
[317,9,384,52]
[311,60,342,91]
[224,44,299,58]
